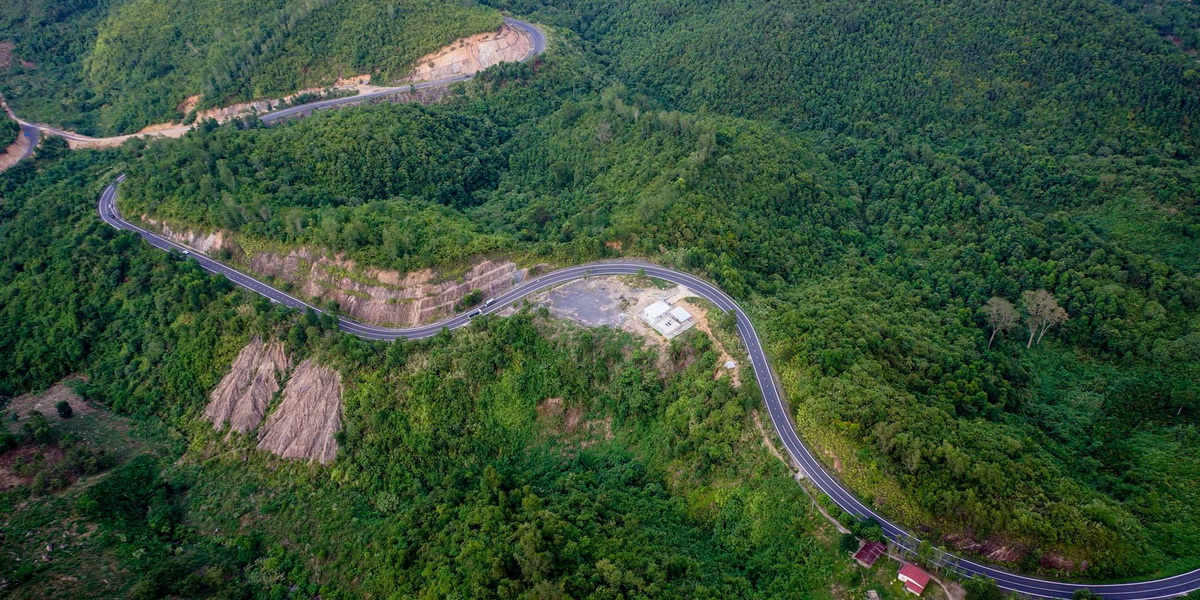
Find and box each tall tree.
[1021,290,1069,348]
[982,297,1018,348]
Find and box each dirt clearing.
[406,24,534,83]
[256,359,342,464]
[526,275,742,383]
[4,379,92,422]
[0,124,33,173]
[204,337,292,434]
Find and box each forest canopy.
[2,0,1200,590]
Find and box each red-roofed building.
[898,563,931,595]
[854,541,886,568]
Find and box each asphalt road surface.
[259,17,545,125]
[17,124,39,161]
[97,177,1200,600]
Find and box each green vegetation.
[3,0,1200,589]
[454,287,484,311]
[0,115,18,148]
[1116,0,1200,53]
[1,152,849,598]
[115,0,1200,576]
[0,0,500,135]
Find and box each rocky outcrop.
[141,216,229,254]
[247,247,525,326]
[204,337,291,434]
[256,359,342,464]
[138,217,524,326]
[405,24,533,83]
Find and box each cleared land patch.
[405,23,533,83]
[527,275,742,382]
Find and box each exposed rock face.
[406,24,533,83]
[204,337,291,434]
[142,216,229,254]
[256,359,342,464]
[247,247,525,326]
[139,218,524,326]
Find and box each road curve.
[96,177,1200,599]
[17,124,39,162]
[6,18,546,153]
[259,17,545,124]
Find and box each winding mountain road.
[4,17,545,156]
[260,17,545,125]
[96,176,1200,600]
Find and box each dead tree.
[982,297,1018,348]
[1021,290,1069,348]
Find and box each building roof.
[853,541,886,567]
[642,301,671,320]
[669,306,692,322]
[898,563,931,595]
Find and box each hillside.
[0,114,17,148]
[114,0,1200,578]
[1,0,1200,593]
[0,152,854,598]
[0,0,500,135]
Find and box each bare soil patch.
[0,446,65,491]
[204,337,292,434]
[256,359,343,464]
[405,24,533,83]
[5,380,92,423]
[535,397,613,448]
[0,124,33,173]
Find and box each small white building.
[642,301,672,323]
[641,300,695,339]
